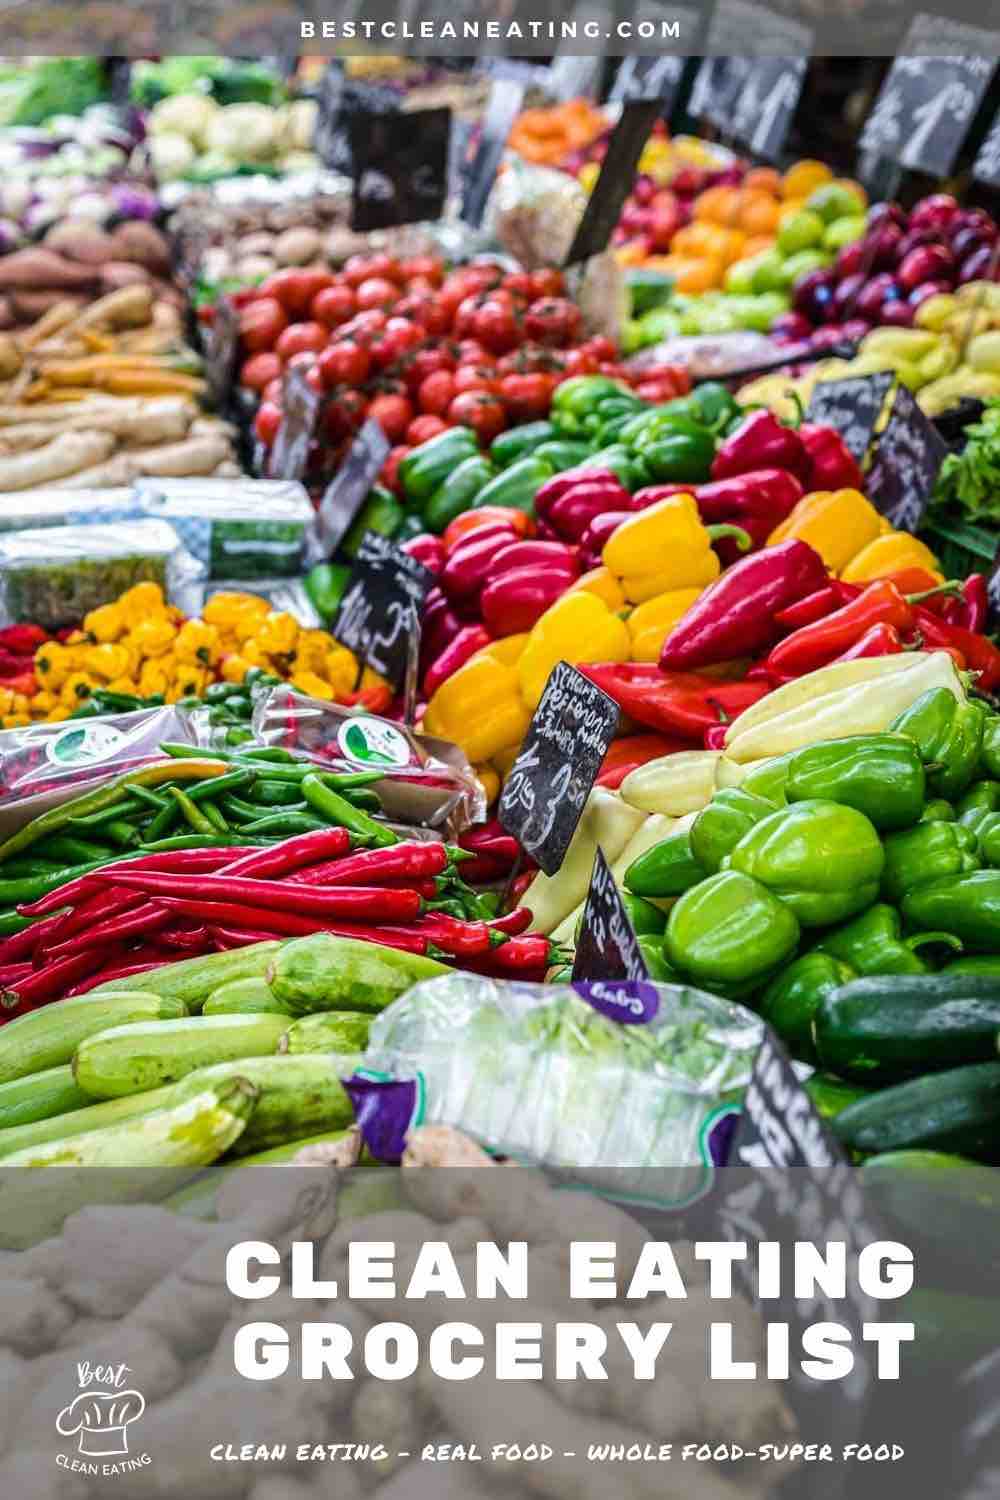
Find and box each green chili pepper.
[241,813,329,836]
[125,784,171,813]
[251,779,309,806]
[144,799,179,842]
[0,856,135,909]
[239,746,297,764]
[0,912,37,937]
[98,819,142,850]
[187,768,255,803]
[170,786,218,837]
[139,834,272,852]
[301,773,396,846]
[201,800,229,834]
[35,834,113,866]
[325,770,384,790]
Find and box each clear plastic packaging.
[133,477,318,578]
[0,519,202,631]
[488,157,586,269]
[353,976,763,1192]
[0,488,136,533]
[251,684,485,832]
[174,577,322,630]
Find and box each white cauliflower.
[148,92,219,147]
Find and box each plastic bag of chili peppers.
[0,705,192,812]
[251,684,486,834]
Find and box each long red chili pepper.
[0,962,33,987]
[773,581,860,631]
[221,826,352,880]
[148,898,325,936]
[452,852,508,884]
[766,580,915,675]
[940,573,988,632]
[0,912,65,964]
[912,609,1000,688]
[208,925,289,950]
[1,949,107,1008]
[45,902,172,961]
[66,955,160,995]
[37,888,143,956]
[465,933,553,975]
[157,925,211,951]
[487,907,533,936]
[830,622,904,664]
[18,847,254,917]
[103,871,423,922]
[412,913,496,956]
[290,842,447,887]
[304,921,435,957]
[459,824,522,863]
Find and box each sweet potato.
[9,290,86,322]
[42,221,117,266]
[0,430,115,490]
[0,250,97,291]
[109,220,171,274]
[67,283,154,333]
[100,261,153,293]
[0,298,15,331]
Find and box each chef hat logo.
[57,1389,145,1458]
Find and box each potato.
[273,226,322,266]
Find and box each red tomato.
[562,346,600,377]
[262,377,283,404]
[524,297,582,347]
[418,369,457,415]
[274,321,327,361]
[260,269,334,317]
[318,339,371,389]
[399,254,443,286]
[498,371,556,421]
[455,339,492,365]
[395,294,451,337]
[502,271,536,299]
[447,391,506,443]
[407,414,448,445]
[254,401,283,446]
[240,351,282,392]
[497,343,564,375]
[342,254,377,287]
[380,444,412,495]
[340,309,388,344]
[360,253,404,284]
[239,298,287,353]
[598,361,631,380]
[406,346,455,392]
[473,298,521,354]
[453,364,499,396]
[584,335,618,362]
[368,393,414,442]
[382,316,423,360]
[322,388,368,441]
[530,267,565,298]
[356,276,400,311]
[312,284,357,328]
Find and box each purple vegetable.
[111,183,159,221]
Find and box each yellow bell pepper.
[34,642,71,690]
[475,633,529,668]
[129,619,176,660]
[423,655,531,764]
[475,764,500,804]
[603,494,726,604]
[118,582,168,630]
[254,611,299,657]
[567,567,626,612]
[291,670,336,701]
[840,532,942,584]
[767,489,883,574]
[174,619,221,666]
[626,587,703,663]
[84,644,131,681]
[83,602,124,643]
[220,653,251,684]
[203,591,268,631]
[138,657,174,697]
[60,673,94,709]
[30,690,57,713]
[517,591,630,710]
[174,665,210,698]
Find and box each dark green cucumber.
[860,1151,1000,1274]
[813,974,1000,1083]
[803,1072,873,1120]
[832,1061,1000,1162]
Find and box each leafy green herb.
[934,399,1000,522]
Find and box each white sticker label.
[336,716,412,769]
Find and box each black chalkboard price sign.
[499,662,619,876]
[866,383,948,534]
[805,372,895,465]
[859,18,996,179]
[564,99,660,267]
[974,111,1000,189]
[268,367,321,483]
[317,420,390,557]
[609,56,685,111]
[331,533,434,691]
[204,296,240,414]
[731,56,808,161]
[461,78,524,229]
[572,848,649,983]
[349,106,452,234]
[689,57,751,132]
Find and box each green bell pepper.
[814,902,960,977]
[551,375,632,437]
[957,780,1000,818]
[890,688,986,800]
[665,870,800,989]
[689,789,777,874]
[920,798,955,822]
[423,454,495,533]
[303,561,350,621]
[624,830,705,898]
[739,752,795,805]
[489,421,558,468]
[759,953,855,1062]
[880,820,981,904]
[399,426,478,506]
[729,799,884,927]
[576,445,648,491]
[637,933,679,982]
[630,410,714,453]
[784,733,925,832]
[472,455,553,515]
[980,713,1000,779]
[640,429,717,485]
[902,869,1000,951]
[622,891,666,937]
[341,486,404,558]
[531,440,593,472]
[679,381,740,432]
[625,267,674,315]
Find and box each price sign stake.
[866,384,948,534]
[572,848,649,983]
[317,420,390,557]
[564,99,660,266]
[332,533,434,693]
[268,367,321,483]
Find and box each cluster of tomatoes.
[231,253,631,457]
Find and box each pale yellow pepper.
[517,591,630,710]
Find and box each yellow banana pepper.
[603,494,730,604]
[567,566,627,611]
[767,489,882,574]
[840,532,942,584]
[423,655,531,764]
[517,591,630,710]
[626,587,702,663]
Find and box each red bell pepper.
[633,469,804,560]
[659,538,829,671]
[534,465,624,518]
[440,521,519,604]
[766,580,915,676]
[579,663,770,739]
[710,410,811,483]
[940,573,988,632]
[595,732,690,788]
[401,533,446,574]
[580,509,632,569]
[0,624,47,655]
[422,624,492,699]
[420,587,466,671]
[797,422,865,491]
[911,609,1000,691]
[480,566,576,636]
[489,539,581,577]
[543,478,632,541]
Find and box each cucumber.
[2,1076,257,1168]
[0,1065,90,1132]
[172,1052,360,1155]
[268,933,449,1015]
[90,942,282,1014]
[203,977,291,1017]
[73,1013,289,1099]
[279,1012,372,1055]
[803,1072,873,1120]
[0,1085,173,1160]
[0,991,187,1085]
[860,1150,1000,1281]
[832,1061,1000,1162]
[899,1288,1000,1373]
[231,1127,355,1164]
[814,974,1000,1083]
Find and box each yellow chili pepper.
[602,494,733,604]
[424,654,532,764]
[627,587,703,663]
[767,489,883,574]
[518,591,630,710]
[839,532,943,584]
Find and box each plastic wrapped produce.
[0,519,201,631]
[488,158,586,269]
[0,488,135,533]
[134,478,318,578]
[350,976,763,1196]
